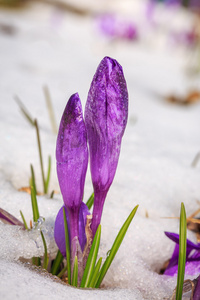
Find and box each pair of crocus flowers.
[54,57,128,274]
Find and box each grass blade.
[50,190,55,199]
[43,85,58,134]
[41,231,49,270]
[30,164,37,195]
[32,257,41,266]
[45,155,51,194]
[176,202,187,300]
[191,151,200,168]
[51,250,63,275]
[63,207,71,285]
[80,225,101,288]
[88,257,102,288]
[95,205,139,288]
[86,193,94,210]
[34,119,46,194]
[31,186,40,222]
[57,264,68,278]
[20,210,29,230]
[14,95,35,126]
[72,256,78,287]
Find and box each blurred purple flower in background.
[164,232,200,276]
[97,14,138,41]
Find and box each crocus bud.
[54,203,91,256]
[56,93,88,259]
[85,56,128,235]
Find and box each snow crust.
[0,1,200,299]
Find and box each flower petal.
[54,203,91,256]
[85,56,128,234]
[56,93,88,210]
[164,232,200,276]
[194,275,200,300]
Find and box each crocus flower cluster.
[54,57,128,279]
[164,232,200,276]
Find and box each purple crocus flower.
[194,275,200,300]
[97,14,138,41]
[164,232,200,276]
[55,93,88,261]
[85,56,128,235]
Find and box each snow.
[0,1,200,299]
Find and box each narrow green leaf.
[14,95,35,126]
[20,210,29,230]
[31,186,40,222]
[63,207,71,285]
[43,85,58,134]
[45,155,51,194]
[51,250,63,275]
[86,193,94,210]
[40,231,49,270]
[88,257,102,288]
[32,257,41,266]
[191,151,200,168]
[176,203,187,300]
[57,264,68,278]
[72,256,78,287]
[30,164,37,195]
[34,119,46,194]
[95,205,139,288]
[50,190,55,199]
[80,225,101,288]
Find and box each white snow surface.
[0,1,200,299]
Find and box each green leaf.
[30,164,37,195]
[50,190,55,199]
[95,205,139,288]
[45,155,51,194]
[34,119,46,194]
[176,202,187,300]
[72,256,78,287]
[80,225,101,288]
[51,250,63,275]
[31,185,39,222]
[32,257,41,266]
[88,257,102,288]
[40,231,49,270]
[20,210,29,230]
[86,193,94,210]
[14,95,35,126]
[43,85,58,134]
[57,264,68,278]
[63,207,71,285]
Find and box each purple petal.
[78,203,91,251]
[164,232,200,276]
[165,232,200,251]
[0,208,24,228]
[194,275,200,300]
[56,93,88,210]
[54,203,91,256]
[97,14,138,41]
[85,56,128,235]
